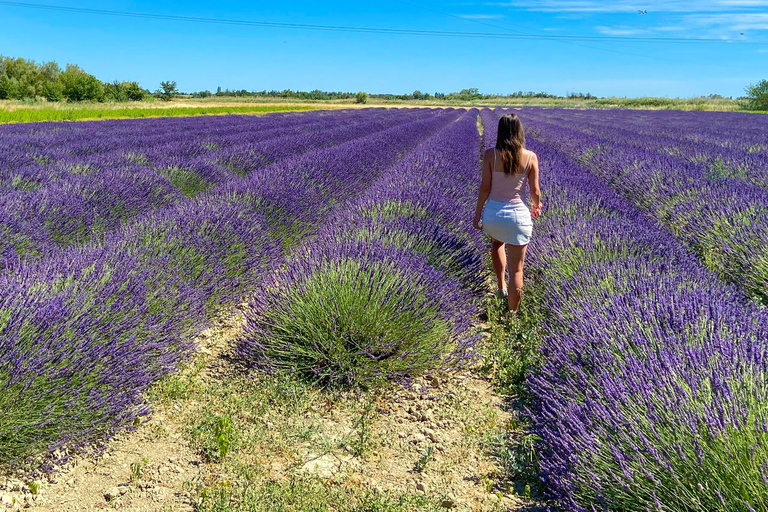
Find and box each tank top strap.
[524,151,533,173]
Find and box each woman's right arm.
[528,153,542,217]
[473,149,493,230]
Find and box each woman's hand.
[473,216,483,230]
[531,201,544,219]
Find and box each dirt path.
[0,305,548,512]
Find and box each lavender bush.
[0,108,443,266]
[521,108,768,303]
[239,240,473,386]
[0,108,462,466]
[239,110,485,386]
[513,125,768,511]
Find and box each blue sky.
[0,0,766,97]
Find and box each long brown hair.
[495,113,526,174]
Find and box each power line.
[1,0,766,45]
[391,0,691,64]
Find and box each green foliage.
[481,285,545,396]
[161,166,213,197]
[157,80,178,101]
[743,79,768,111]
[193,474,442,512]
[125,81,145,101]
[493,431,541,481]
[193,413,236,462]
[447,88,482,101]
[0,56,62,99]
[103,80,148,102]
[354,91,369,104]
[415,445,434,472]
[60,64,104,102]
[250,259,453,387]
[130,461,143,481]
[215,416,233,459]
[42,80,64,101]
[0,105,315,124]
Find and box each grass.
[240,256,456,387]
[192,474,443,512]
[180,94,748,111]
[0,104,316,124]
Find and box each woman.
[473,113,542,318]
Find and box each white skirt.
[481,199,532,245]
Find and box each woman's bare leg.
[491,239,507,292]
[507,244,528,312]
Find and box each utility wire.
[390,0,744,69]
[0,0,766,45]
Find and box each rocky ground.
[0,304,549,512]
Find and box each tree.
[157,80,178,101]
[42,80,64,102]
[60,64,104,102]
[125,82,145,101]
[743,79,768,111]
[355,91,369,104]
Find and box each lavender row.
[513,131,768,510]
[0,109,462,467]
[525,107,768,188]
[0,108,440,189]
[239,109,486,385]
[524,107,768,153]
[0,108,446,266]
[520,109,768,303]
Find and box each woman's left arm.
[528,153,543,218]
[473,150,493,230]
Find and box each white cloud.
[456,13,505,19]
[595,25,649,35]
[488,0,768,12]
[684,12,768,30]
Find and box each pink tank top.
[488,149,532,204]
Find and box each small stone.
[410,433,426,444]
[7,479,23,492]
[416,482,426,492]
[421,428,439,443]
[104,487,121,501]
[440,497,456,508]
[1,493,16,505]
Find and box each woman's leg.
[507,244,528,312]
[491,239,507,292]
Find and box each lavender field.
[1,106,767,511]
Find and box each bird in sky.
[638,9,648,14]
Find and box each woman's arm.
[528,153,542,217]
[473,149,493,229]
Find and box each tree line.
[2,55,765,110]
[0,56,148,102]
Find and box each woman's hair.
[495,113,526,174]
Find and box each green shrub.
[125,81,145,101]
[354,91,369,104]
[743,79,768,111]
[157,80,178,102]
[240,245,474,387]
[60,64,104,102]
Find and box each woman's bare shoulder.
[483,147,496,159]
